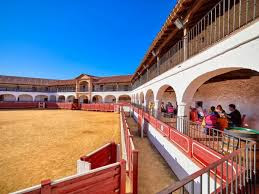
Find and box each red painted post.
[120,160,126,194]
[132,150,139,194]
[41,179,51,194]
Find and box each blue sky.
[0,1,175,79]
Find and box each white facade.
[130,21,259,129]
[0,91,131,103]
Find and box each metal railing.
[158,141,256,194]
[131,104,257,194]
[132,0,259,89]
[176,116,256,157]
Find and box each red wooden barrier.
[45,102,73,109]
[156,120,170,137]
[0,102,38,109]
[80,143,118,169]
[16,161,126,194]
[121,109,138,194]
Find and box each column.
[154,100,160,118]
[116,83,119,91]
[143,100,148,110]
[177,102,189,133]
[156,56,160,76]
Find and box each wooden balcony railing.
[132,0,259,90]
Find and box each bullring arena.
[1,0,259,193]
[0,110,120,193]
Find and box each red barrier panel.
[169,127,191,155]
[121,109,138,194]
[149,115,157,128]
[91,104,96,111]
[144,111,150,122]
[109,104,115,112]
[81,143,117,170]
[0,102,38,109]
[156,120,170,137]
[20,161,126,194]
[80,103,116,112]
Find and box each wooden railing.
[132,0,259,89]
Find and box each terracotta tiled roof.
[132,0,196,80]
[49,80,76,86]
[0,75,76,86]
[0,74,132,86]
[0,75,55,86]
[95,75,132,84]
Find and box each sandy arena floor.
[0,110,120,194]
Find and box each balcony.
[0,87,76,93]
[132,0,259,89]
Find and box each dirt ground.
[0,109,120,194]
[126,117,180,194]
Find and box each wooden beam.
[184,0,207,24]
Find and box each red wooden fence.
[80,143,118,170]
[13,142,126,194]
[45,102,73,109]
[14,161,126,194]
[81,103,115,112]
[121,108,139,194]
[0,102,38,109]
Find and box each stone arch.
[17,94,33,102]
[156,84,177,106]
[135,93,139,104]
[79,95,89,104]
[92,95,103,103]
[180,68,240,104]
[35,95,48,102]
[58,95,66,102]
[79,81,89,92]
[0,94,16,102]
[118,95,131,103]
[67,95,75,102]
[180,67,259,129]
[140,92,144,105]
[104,95,116,103]
[49,95,57,102]
[145,89,154,106]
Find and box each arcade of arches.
[118,95,131,103]
[135,69,259,130]
[92,95,103,103]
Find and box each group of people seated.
[160,102,177,117]
[190,103,243,133]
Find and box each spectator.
[196,102,204,120]
[227,104,241,127]
[166,102,174,118]
[160,102,166,113]
[216,105,226,118]
[204,106,219,135]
